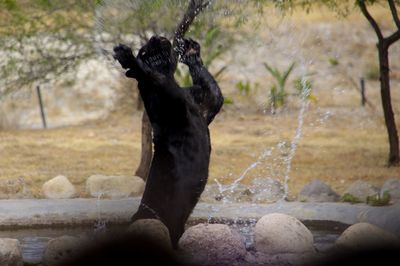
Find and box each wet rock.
[42,235,86,266]
[249,178,285,203]
[343,180,379,203]
[298,180,339,202]
[255,213,315,254]
[42,175,77,199]
[0,238,23,266]
[381,178,400,203]
[178,223,247,265]
[86,175,145,199]
[0,177,31,199]
[128,219,171,249]
[336,223,400,251]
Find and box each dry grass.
[0,101,399,199]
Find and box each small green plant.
[341,193,363,204]
[293,77,317,102]
[235,80,259,96]
[264,62,295,113]
[223,96,234,105]
[328,57,339,66]
[366,191,391,206]
[365,63,380,80]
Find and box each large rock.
[179,223,247,265]
[336,223,400,251]
[42,235,86,266]
[255,213,315,255]
[343,180,379,203]
[381,178,400,202]
[128,219,171,249]
[0,238,23,266]
[86,175,145,199]
[298,180,339,202]
[42,175,77,199]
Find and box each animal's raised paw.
[113,44,134,69]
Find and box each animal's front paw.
[178,38,202,66]
[113,44,135,69]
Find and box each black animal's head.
[137,36,177,78]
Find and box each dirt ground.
[0,6,399,199]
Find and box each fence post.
[36,85,47,129]
[360,78,366,106]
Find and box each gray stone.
[42,175,77,199]
[255,213,315,254]
[336,222,400,250]
[128,219,171,249]
[298,180,339,202]
[381,178,400,202]
[0,238,23,266]
[344,180,379,203]
[42,235,86,266]
[86,175,145,199]
[179,223,247,265]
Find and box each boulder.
[42,175,77,199]
[298,180,339,202]
[42,235,86,266]
[86,175,145,199]
[381,178,400,202]
[0,238,23,266]
[255,213,315,254]
[128,219,171,249]
[343,180,379,203]
[336,223,400,250]
[179,223,247,265]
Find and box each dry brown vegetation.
[0,6,399,200]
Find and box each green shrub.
[366,191,391,206]
[341,193,363,204]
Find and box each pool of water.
[0,220,347,265]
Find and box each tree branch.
[388,0,400,30]
[386,29,400,45]
[358,0,384,41]
[173,0,211,49]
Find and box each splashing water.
[282,76,312,200]
[94,193,107,233]
[215,149,272,195]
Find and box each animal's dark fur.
[113,36,223,248]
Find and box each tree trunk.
[378,42,400,166]
[135,110,153,180]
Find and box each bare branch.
[386,29,400,45]
[388,0,400,30]
[358,0,384,41]
[173,0,211,48]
